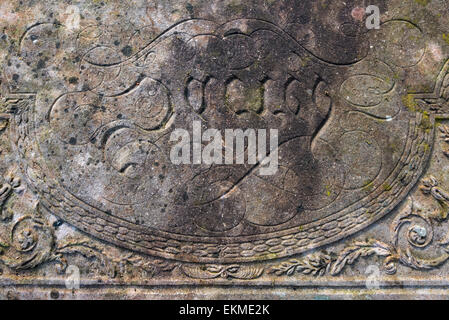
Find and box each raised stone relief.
[1,0,449,299]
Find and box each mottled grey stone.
[0,0,449,299]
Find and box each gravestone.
[1,0,449,299]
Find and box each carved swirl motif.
[2,87,435,263]
[270,120,449,276]
[0,212,57,270]
[270,176,449,277]
[0,203,180,277]
[4,4,449,287]
[5,22,439,264]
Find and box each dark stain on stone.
[121,45,133,57]
[68,77,78,84]
[36,59,46,70]
[50,290,59,299]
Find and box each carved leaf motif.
[269,253,333,277]
[330,240,393,275]
[181,264,263,280]
[182,265,221,279]
[125,255,179,274]
[55,241,114,274]
[56,240,179,277]
[440,125,449,141]
[1,216,57,270]
[227,265,264,279]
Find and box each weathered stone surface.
[2,0,449,299]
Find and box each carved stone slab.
[1,0,449,299]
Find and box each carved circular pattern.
[9,19,435,263]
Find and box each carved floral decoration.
[269,174,449,277]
